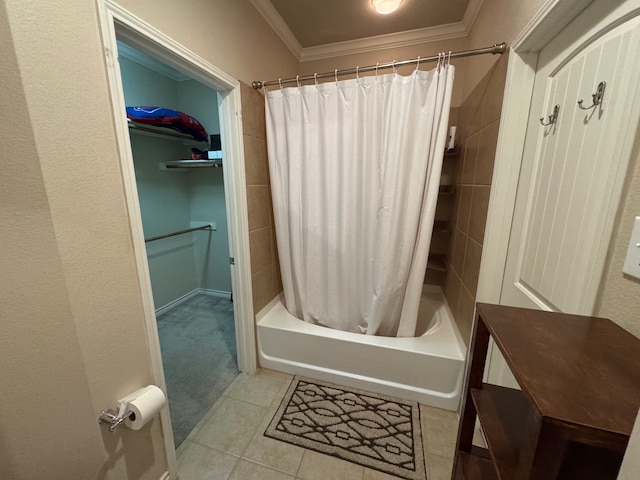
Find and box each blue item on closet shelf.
[126,106,209,142]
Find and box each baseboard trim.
[199,288,232,300]
[155,288,232,316]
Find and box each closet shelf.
[161,159,223,170]
[128,119,207,144]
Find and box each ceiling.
[251,0,478,61]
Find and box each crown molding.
[252,0,485,63]
[116,41,190,81]
[299,22,468,62]
[462,0,485,31]
[250,0,302,59]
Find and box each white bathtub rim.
[257,287,466,360]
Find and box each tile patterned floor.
[177,369,457,480]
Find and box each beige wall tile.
[443,270,462,316]
[460,133,479,185]
[468,186,491,244]
[240,82,266,140]
[462,238,482,297]
[246,185,271,232]
[459,74,488,141]
[457,287,476,346]
[249,226,273,274]
[449,229,467,275]
[455,186,473,234]
[481,53,509,128]
[252,264,277,313]
[448,107,460,127]
[244,135,270,186]
[475,121,499,186]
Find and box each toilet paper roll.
[119,385,166,431]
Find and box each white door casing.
[97,1,256,477]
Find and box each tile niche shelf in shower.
[427,254,447,272]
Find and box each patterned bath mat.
[264,377,427,479]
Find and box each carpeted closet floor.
[157,294,238,448]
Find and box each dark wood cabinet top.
[476,303,640,439]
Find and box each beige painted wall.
[298,38,469,107]
[595,143,640,339]
[463,0,549,101]
[2,0,167,478]
[116,0,298,88]
[1,0,296,478]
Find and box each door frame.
[97,1,256,475]
[477,0,598,307]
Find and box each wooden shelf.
[471,385,531,479]
[454,304,640,480]
[456,449,497,480]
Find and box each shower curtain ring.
[447,51,452,65]
[296,75,301,87]
[375,62,379,79]
[392,60,397,74]
[356,66,359,80]
[278,78,282,90]
[335,69,338,83]
[314,73,318,86]
[415,56,421,71]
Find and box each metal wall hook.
[540,104,560,126]
[578,81,606,110]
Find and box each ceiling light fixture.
[372,0,403,15]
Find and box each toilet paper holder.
[98,408,133,433]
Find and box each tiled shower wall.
[443,54,508,346]
[240,82,282,315]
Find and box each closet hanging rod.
[252,42,507,90]
[145,224,212,243]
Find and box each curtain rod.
[252,42,506,90]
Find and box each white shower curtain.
[265,65,454,337]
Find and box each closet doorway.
[117,40,239,448]
[99,4,256,466]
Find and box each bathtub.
[256,285,466,411]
